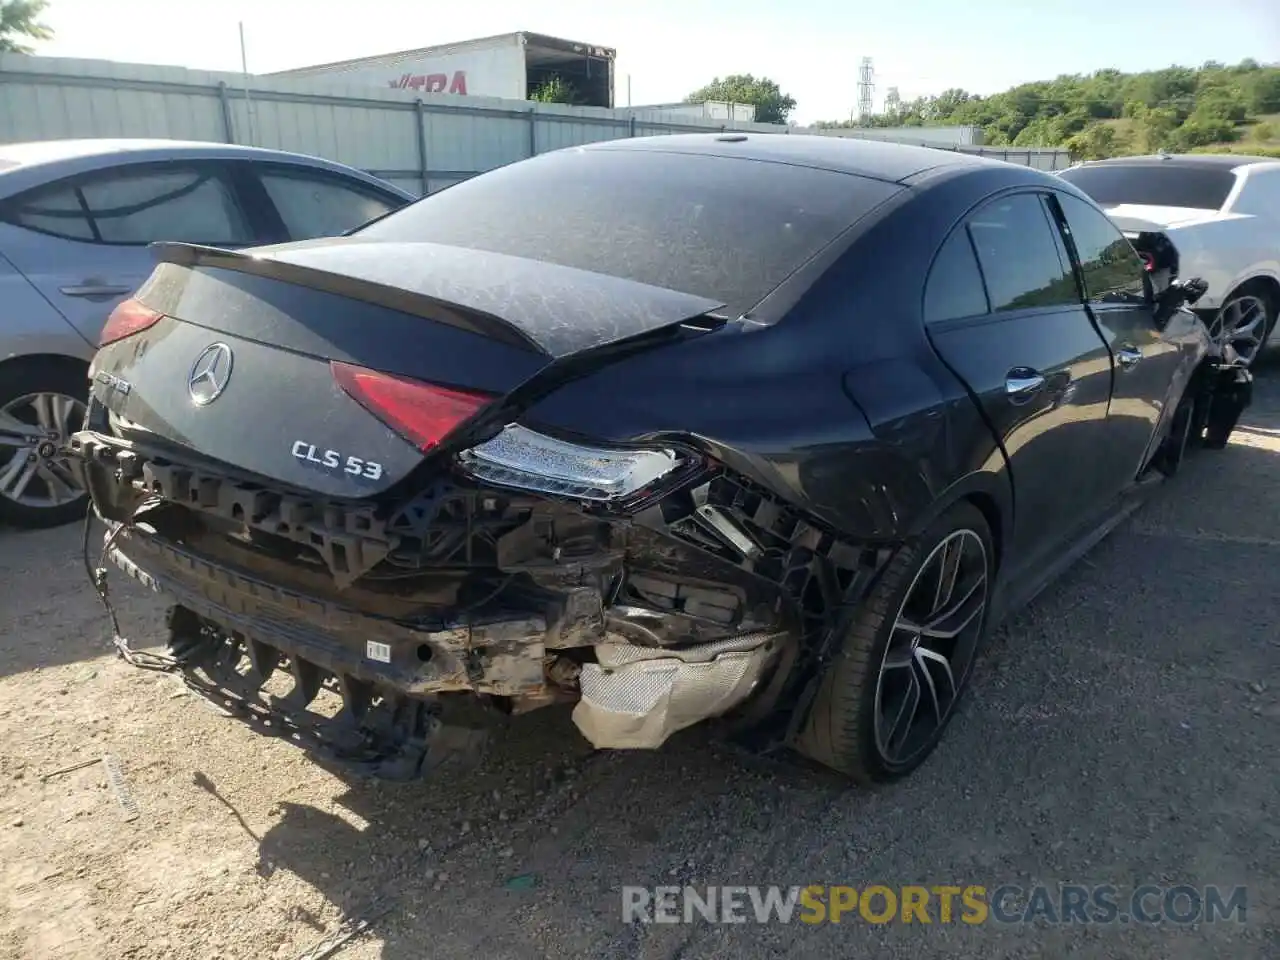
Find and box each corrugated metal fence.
[0,54,1072,195]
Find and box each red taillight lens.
[99,298,162,346]
[331,361,493,452]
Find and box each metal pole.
[528,106,537,158]
[414,99,428,196]
[217,82,234,143]
[239,22,256,145]
[626,74,631,108]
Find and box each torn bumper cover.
[573,633,785,750]
[105,522,785,754]
[73,410,877,778]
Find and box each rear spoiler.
[149,240,726,360]
[1108,213,1170,235]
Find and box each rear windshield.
[1059,164,1236,211]
[356,147,900,317]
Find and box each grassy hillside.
[821,61,1280,159]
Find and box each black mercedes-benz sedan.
[71,134,1250,784]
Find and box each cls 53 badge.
[291,441,384,481]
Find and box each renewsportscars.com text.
[621,884,1248,926]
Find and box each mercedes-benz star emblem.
[188,343,234,406]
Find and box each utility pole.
[857,57,875,122]
[239,22,256,145]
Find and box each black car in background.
[72,134,1249,784]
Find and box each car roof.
[581,132,1021,184]
[0,138,414,199]
[1070,153,1280,172]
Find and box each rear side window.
[1059,164,1236,211]
[1055,193,1146,303]
[924,227,989,323]
[966,194,1079,312]
[257,168,401,240]
[3,183,96,240]
[3,165,254,245]
[81,168,253,244]
[356,148,901,318]
[1235,169,1280,218]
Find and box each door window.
[966,193,1080,312]
[1,166,253,245]
[924,227,990,324]
[1055,193,1146,303]
[257,169,400,240]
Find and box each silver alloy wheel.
[1208,295,1270,366]
[872,528,988,766]
[0,391,87,510]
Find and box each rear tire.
[0,359,90,529]
[795,501,994,784]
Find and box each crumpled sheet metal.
[571,632,783,750]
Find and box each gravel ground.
[1,371,1278,960]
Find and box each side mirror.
[1153,277,1209,329]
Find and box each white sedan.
[1059,154,1280,366]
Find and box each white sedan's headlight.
[457,424,689,502]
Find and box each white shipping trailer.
[266,31,617,108]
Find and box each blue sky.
[33,0,1280,124]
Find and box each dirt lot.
[2,375,1278,960]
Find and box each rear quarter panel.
[1171,217,1280,312]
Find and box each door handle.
[1005,368,1046,403]
[1117,345,1143,369]
[59,283,132,298]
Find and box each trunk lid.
[87,240,724,499]
[1101,203,1234,230]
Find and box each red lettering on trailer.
[386,70,468,95]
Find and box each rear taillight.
[331,361,493,452]
[99,298,162,346]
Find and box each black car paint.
[101,148,1201,594]
[93,244,731,498]
[520,160,1207,609]
[78,137,1219,764]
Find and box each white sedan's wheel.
[0,361,90,529]
[1208,292,1275,367]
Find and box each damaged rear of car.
[70,135,1252,785]
[72,139,907,781]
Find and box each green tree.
[0,0,51,54]
[1167,116,1237,150]
[1064,122,1131,160]
[1193,78,1249,124]
[1246,71,1280,114]
[685,74,796,124]
[529,76,577,105]
[824,60,1280,157]
[1116,102,1178,152]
